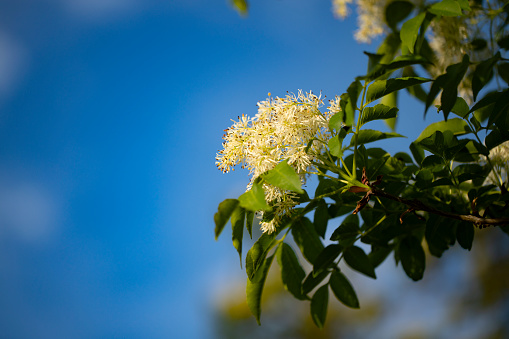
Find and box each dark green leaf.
[350,129,405,147]
[314,199,329,238]
[428,0,462,16]
[277,243,306,300]
[472,52,501,101]
[231,206,245,267]
[246,232,276,280]
[330,223,359,247]
[344,246,377,279]
[347,80,363,111]
[386,1,415,29]
[246,254,274,325]
[313,244,343,276]
[238,182,271,212]
[246,210,254,239]
[399,236,425,281]
[292,217,324,264]
[456,222,474,250]
[368,245,393,268]
[310,285,329,328]
[214,199,239,240]
[497,34,509,50]
[498,62,509,85]
[366,77,430,104]
[409,142,425,165]
[302,270,330,296]
[262,160,304,193]
[329,271,359,309]
[426,54,470,119]
[360,104,398,126]
[400,12,426,53]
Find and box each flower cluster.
[216,91,333,233]
[481,141,509,186]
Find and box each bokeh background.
[0,0,508,338]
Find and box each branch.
[371,188,509,227]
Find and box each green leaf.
[400,12,426,53]
[349,129,405,147]
[386,0,415,29]
[360,104,398,126]
[366,77,430,104]
[399,236,425,281]
[344,246,377,279]
[277,243,306,300]
[238,182,271,212]
[292,217,324,264]
[368,245,393,268]
[246,253,274,325]
[328,135,343,157]
[428,0,462,16]
[381,91,398,131]
[262,160,304,194]
[451,97,470,118]
[472,52,501,101]
[415,118,471,142]
[330,222,359,247]
[246,210,254,239]
[231,206,245,267]
[246,232,276,280]
[329,112,344,131]
[214,199,239,240]
[456,0,470,11]
[230,0,248,16]
[313,244,343,276]
[314,199,329,238]
[409,142,425,165]
[456,222,474,250]
[426,54,470,119]
[498,62,509,85]
[498,34,509,50]
[310,285,329,328]
[302,270,330,296]
[329,271,359,309]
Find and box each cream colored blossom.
[332,0,353,19]
[481,141,509,186]
[216,91,334,233]
[354,0,387,43]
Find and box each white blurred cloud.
[0,180,59,244]
[0,32,28,99]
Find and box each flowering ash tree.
[215,0,509,328]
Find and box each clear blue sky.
[0,1,466,338]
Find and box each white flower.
[216,91,335,232]
[332,0,353,19]
[480,141,509,186]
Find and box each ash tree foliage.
[215,0,509,328]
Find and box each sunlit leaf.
[214,199,239,240]
[231,205,245,267]
[360,104,398,126]
[428,0,462,16]
[238,182,271,212]
[349,129,405,147]
[366,77,430,104]
[246,254,274,325]
[262,160,304,194]
[400,12,426,53]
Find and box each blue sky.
[0,1,494,338]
